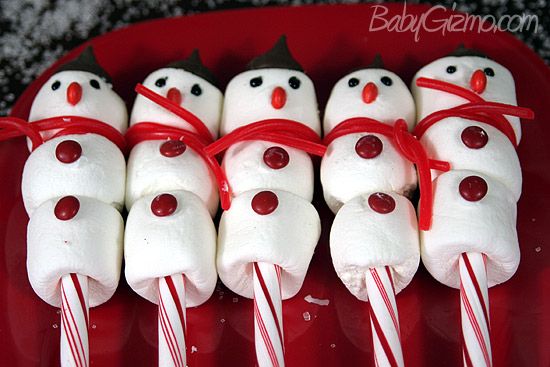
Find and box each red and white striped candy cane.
[158,274,187,367]
[253,262,284,367]
[60,273,89,367]
[365,266,404,367]
[460,252,492,367]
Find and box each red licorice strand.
[322,117,395,146]
[0,117,43,149]
[393,120,433,230]
[456,101,534,120]
[52,124,126,153]
[205,119,321,156]
[414,109,518,147]
[229,130,326,156]
[135,83,214,143]
[125,122,211,148]
[415,77,484,103]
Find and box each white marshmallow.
[321,133,417,213]
[330,192,420,301]
[130,68,223,139]
[22,134,126,215]
[420,117,522,201]
[412,56,521,142]
[29,71,127,135]
[217,189,321,299]
[324,69,416,133]
[124,190,217,307]
[221,69,320,135]
[222,141,313,201]
[27,196,124,307]
[125,140,218,215]
[420,170,519,289]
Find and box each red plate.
[1,4,549,366]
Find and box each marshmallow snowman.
[322,59,420,300]
[20,46,127,310]
[124,50,221,308]
[22,47,128,214]
[126,51,223,215]
[412,46,523,200]
[216,36,321,299]
[322,63,417,212]
[219,36,321,201]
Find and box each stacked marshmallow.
[322,62,420,301]
[412,48,525,288]
[24,46,127,309]
[124,50,223,308]
[215,36,321,300]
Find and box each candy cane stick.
[253,262,284,367]
[60,273,89,367]
[365,266,404,367]
[460,252,492,367]
[158,274,187,367]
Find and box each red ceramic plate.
[1,4,549,366]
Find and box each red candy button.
[251,191,279,215]
[263,146,290,169]
[160,140,186,157]
[459,175,488,202]
[54,196,80,220]
[368,192,395,214]
[56,140,82,163]
[355,135,383,159]
[461,126,488,149]
[151,193,178,217]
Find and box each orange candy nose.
[271,87,286,109]
[470,69,487,94]
[362,82,378,104]
[167,87,183,105]
[66,82,82,106]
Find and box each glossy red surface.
[1,4,549,366]
[151,193,178,217]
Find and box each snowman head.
[29,46,128,134]
[130,50,223,138]
[412,45,517,122]
[221,36,320,136]
[324,55,416,134]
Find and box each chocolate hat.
[247,35,304,72]
[166,49,218,87]
[449,44,488,58]
[366,54,385,69]
[56,46,112,83]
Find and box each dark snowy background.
[0,0,548,116]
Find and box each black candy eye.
[348,78,360,87]
[155,77,167,87]
[51,80,61,91]
[446,65,457,74]
[484,67,495,77]
[380,76,392,86]
[191,84,202,96]
[89,79,100,89]
[288,76,301,89]
[250,76,263,87]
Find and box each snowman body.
[412,55,522,200]
[216,42,322,301]
[322,67,420,300]
[21,49,128,308]
[22,70,127,214]
[413,51,530,289]
[219,68,320,201]
[126,67,223,215]
[124,59,223,307]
